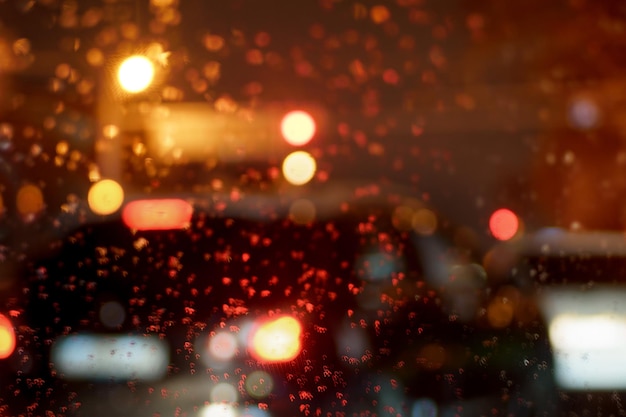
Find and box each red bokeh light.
[489,208,519,241]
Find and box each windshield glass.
[0,1,624,416]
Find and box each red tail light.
[122,199,193,231]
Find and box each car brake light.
[122,199,193,231]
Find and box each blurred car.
[16,197,557,417]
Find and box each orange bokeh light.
[249,316,302,363]
[0,314,15,359]
[489,208,519,241]
[280,111,316,146]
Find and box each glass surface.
[0,0,624,416]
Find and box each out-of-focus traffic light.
[489,208,519,241]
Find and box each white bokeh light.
[280,110,316,146]
[210,382,238,403]
[208,332,238,361]
[542,287,626,390]
[282,151,316,185]
[200,404,237,417]
[117,55,155,93]
[568,97,600,129]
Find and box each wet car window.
[0,0,625,416]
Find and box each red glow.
[122,199,193,231]
[489,208,519,241]
[0,314,15,359]
[249,316,302,363]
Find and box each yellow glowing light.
[282,151,316,185]
[117,55,155,93]
[280,110,316,146]
[0,314,15,359]
[102,124,119,139]
[16,184,44,217]
[56,140,69,155]
[88,179,124,215]
[250,316,302,363]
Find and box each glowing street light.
[117,55,155,93]
[282,151,316,185]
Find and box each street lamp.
[116,54,155,94]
